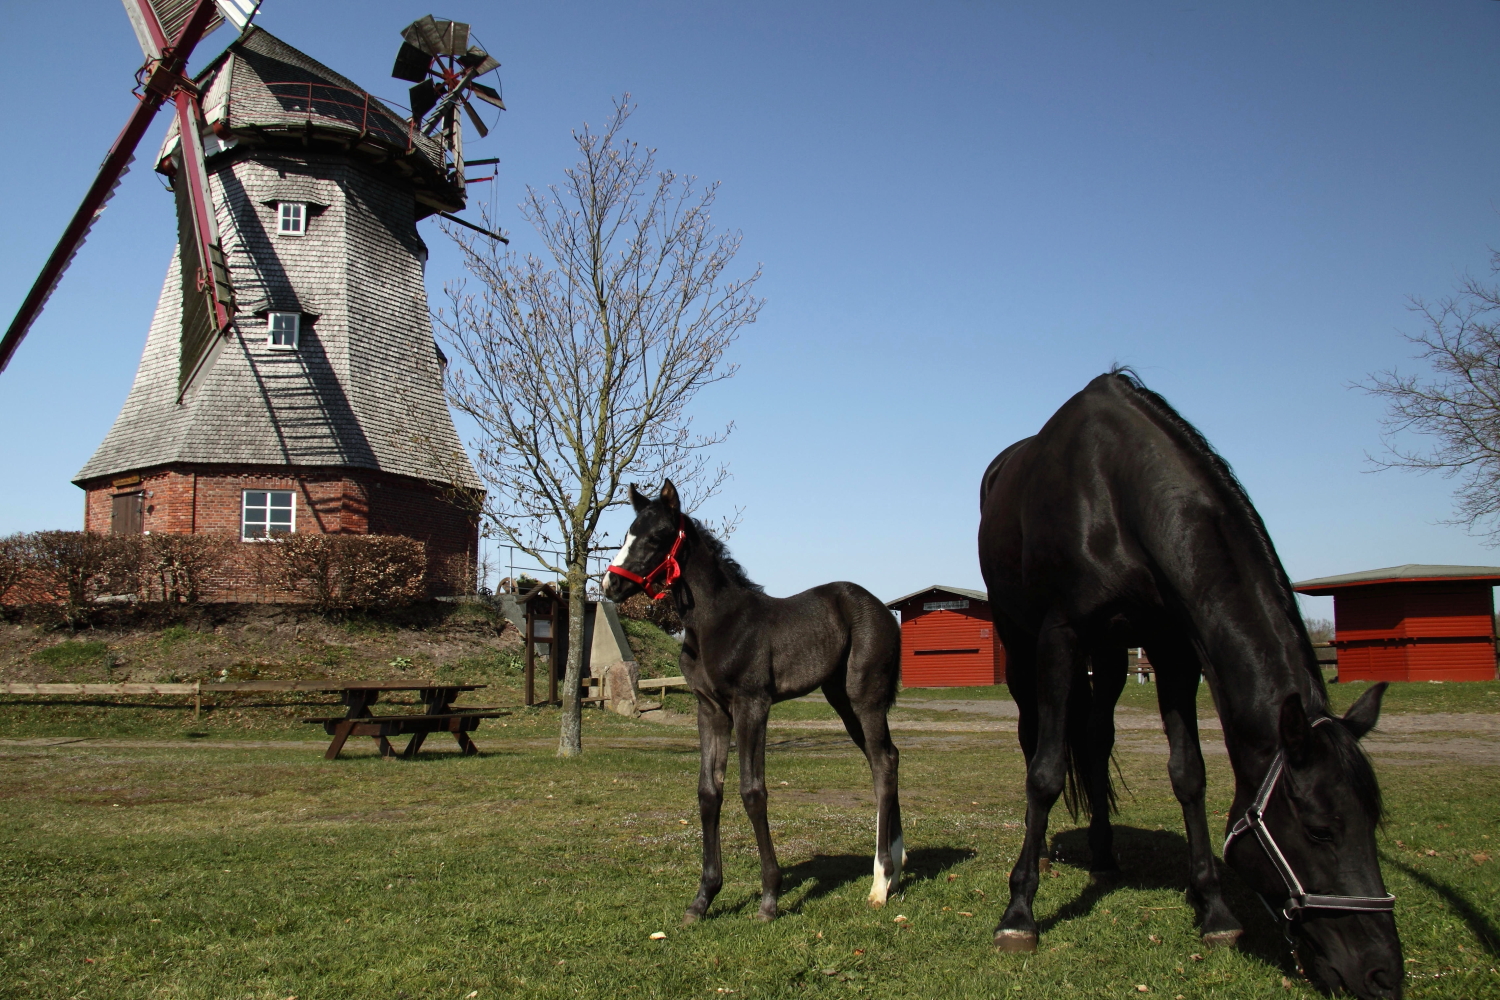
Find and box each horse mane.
[690,517,765,593]
[1328,720,1385,824]
[1105,367,1322,689]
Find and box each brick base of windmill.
[78,464,480,602]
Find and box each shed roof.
[1293,564,1500,595]
[885,585,989,609]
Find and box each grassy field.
[1,675,1496,999]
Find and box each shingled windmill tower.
[6,6,508,595]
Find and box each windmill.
[1,0,260,384]
[37,9,507,598]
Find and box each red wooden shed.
[1293,565,1500,683]
[885,585,1006,688]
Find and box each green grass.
[1,677,1495,998]
[0,691,1494,999]
[621,617,683,678]
[31,640,112,671]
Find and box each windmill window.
[242,490,295,540]
[268,312,300,349]
[278,202,306,235]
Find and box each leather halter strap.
[1223,717,1395,920]
[606,516,685,601]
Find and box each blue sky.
[3,1,1499,617]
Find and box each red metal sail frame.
[0,0,227,375]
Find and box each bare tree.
[437,98,762,757]
[1364,249,1500,541]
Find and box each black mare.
[602,481,906,923]
[977,372,1402,999]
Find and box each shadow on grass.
[1381,851,1500,957]
[778,847,976,914]
[1044,825,1294,971]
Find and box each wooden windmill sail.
[10,7,509,592]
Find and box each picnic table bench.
[300,682,506,760]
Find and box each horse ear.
[629,484,649,512]
[1341,681,1387,741]
[1279,692,1313,764]
[660,479,681,514]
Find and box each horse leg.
[1085,641,1127,878]
[734,700,781,921]
[859,707,904,906]
[995,615,1079,952]
[825,677,905,906]
[1150,644,1242,946]
[683,698,731,925]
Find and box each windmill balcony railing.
[231,80,430,156]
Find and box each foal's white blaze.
[869,811,903,906]
[611,531,638,567]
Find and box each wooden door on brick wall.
[111,493,143,535]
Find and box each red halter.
[607,516,685,601]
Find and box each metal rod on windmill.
[0,0,261,376]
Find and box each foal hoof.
[1202,929,1243,949]
[754,908,777,923]
[994,929,1038,953]
[681,911,700,927]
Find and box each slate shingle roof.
[76,149,478,489]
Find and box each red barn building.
[886,585,1006,688]
[1293,565,1500,683]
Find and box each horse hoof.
[994,929,1038,952]
[681,912,700,927]
[867,895,886,909]
[1202,929,1242,948]
[1090,869,1122,886]
[754,909,777,923]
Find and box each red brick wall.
[77,464,479,601]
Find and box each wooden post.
[523,610,536,707]
[193,680,201,722]
[547,590,560,705]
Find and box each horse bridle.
[607,516,685,601]
[1223,717,1395,921]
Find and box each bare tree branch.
[434,98,762,756]
[1362,249,1500,539]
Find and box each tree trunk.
[556,556,589,757]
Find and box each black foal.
[602,481,905,922]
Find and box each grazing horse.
[978,372,1402,999]
[603,481,906,923]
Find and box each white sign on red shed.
[885,585,1006,687]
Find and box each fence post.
[194,680,201,722]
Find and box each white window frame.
[277,201,306,235]
[268,312,300,350]
[241,489,296,541]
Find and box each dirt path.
[3,706,1496,763]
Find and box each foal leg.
[734,700,781,921]
[825,679,904,906]
[1151,647,1242,945]
[1085,642,1127,878]
[683,698,731,925]
[995,615,1080,952]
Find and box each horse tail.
[1060,667,1119,821]
[1061,678,1093,821]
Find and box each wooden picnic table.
[299,682,506,760]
